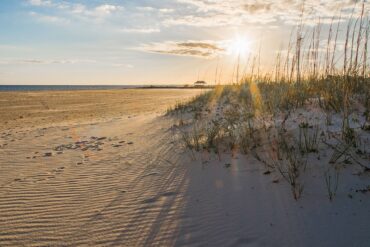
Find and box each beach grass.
[169,6,370,200]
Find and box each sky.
[0,0,368,85]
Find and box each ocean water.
[0,85,142,91]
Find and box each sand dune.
[1,89,370,246]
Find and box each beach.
[0,89,203,131]
[1,88,370,246]
[2,0,370,246]
[0,89,200,246]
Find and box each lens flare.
[227,35,250,55]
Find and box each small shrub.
[298,123,320,153]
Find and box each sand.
[0,89,203,131]
[1,89,370,246]
[0,89,199,246]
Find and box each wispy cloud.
[28,0,53,7]
[112,63,134,69]
[0,44,33,52]
[136,6,174,13]
[88,4,123,18]
[167,0,369,27]
[0,58,96,65]
[119,28,161,34]
[29,11,70,25]
[138,40,226,58]
[28,0,123,23]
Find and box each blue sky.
[0,0,367,85]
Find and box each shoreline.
[0,85,215,92]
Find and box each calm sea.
[0,85,144,92]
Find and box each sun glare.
[227,35,251,56]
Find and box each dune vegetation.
[168,5,370,200]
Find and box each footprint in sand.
[44,152,53,157]
[112,144,122,148]
[0,143,8,148]
[54,136,111,153]
[54,167,65,174]
[13,166,65,184]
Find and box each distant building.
[194,81,207,87]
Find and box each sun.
[227,35,251,56]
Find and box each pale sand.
[1,89,370,246]
[0,89,200,246]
